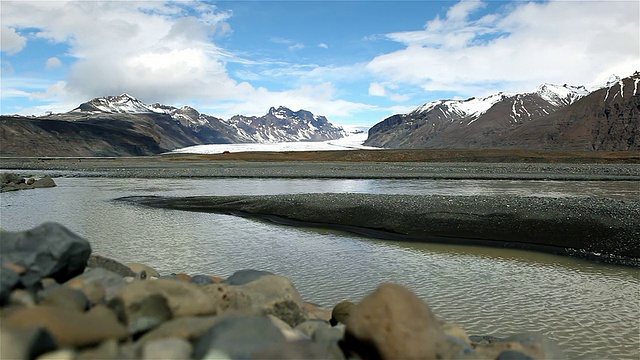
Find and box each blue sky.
[1,0,638,126]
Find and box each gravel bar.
[1,157,640,180]
[117,193,640,266]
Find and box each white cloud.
[368,0,640,95]
[369,82,386,96]
[318,43,328,49]
[45,57,62,69]
[1,26,27,54]
[289,43,305,51]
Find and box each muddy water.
[1,177,638,359]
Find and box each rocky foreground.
[0,223,564,360]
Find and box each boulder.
[223,269,274,285]
[87,255,136,277]
[32,176,56,189]
[0,326,58,360]
[0,223,91,287]
[190,275,215,285]
[109,279,216,320]
[40,286,89,312]
[142,338,192,360]
[193,316,287,359]
[200,283,252,315]
[110,293,172,335]
[0,173,24,184]
[236,274,308,327]
[65,267,127,304]
[137,316,220,345]
[344,283,446,360]
[2,305,127,347]
[256,339,345,360]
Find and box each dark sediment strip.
[117,194,640,266]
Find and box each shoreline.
[117,193,640,267]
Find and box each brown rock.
[32,176,56,188]
[330,300,354,326]
[200,283,252,315]
[2,305,127,347]
[110,279,216,319]
[137,316,220,345]
[175,273,191,281]
[40,287,89,312]
[345,283,445,360]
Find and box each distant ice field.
[170,128,380,154]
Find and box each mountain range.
[364,73,639,151]
[0,95,345,156]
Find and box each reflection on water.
[1,177,639,359]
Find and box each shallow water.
[1,177,639,359]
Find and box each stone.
[37,349,77,360]
[0,223,91,287]
[236,274,308,327]
[2,305,127,347]
[193,316,287,359]
[210,276,224,283]
[26,177,36,185]
[268,314,304,341]
[109,279,216,319]
[10,289,36,307]
[143,338,192,360]
[190,274,215,285]
[344,283,446,360]
[76,339,119,360]
[312,325,347,360]
[0,326,58,360]
[1,173,24,184]
[223,269,274,285]
[127,263,160,278]
[110,293,172,335]
[295,319,331,338]
[65,267,126,304]
[1,268,21,306]
[40,286,89,312]
[87,255,136,277]
[137,316,220,345]
[32,176,56,188]
[255,339,345,360]
[200,283,252,315]
[305,302,332,321]
[441,321,470,344]
[330,300,354,326]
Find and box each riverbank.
[1,153,640,180]
[118,193,640,266]
[1,223,565,360]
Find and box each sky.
[1,0,638,126]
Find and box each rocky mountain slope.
[365,74,639,151]
[0,95,345,156]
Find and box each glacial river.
[1,177,638,359]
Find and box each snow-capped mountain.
[0,95,345,156]
[364,80,603,149]
[71,95,345,144]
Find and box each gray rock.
[311,325,347,360]
[255,339,345,360]
[109,293,172,335]
[223,269,274,285]
[143,338,192,360]
[65,267,127,304]
[0,173,25,184]
[32,176,56,188]
[236,274,308,327]
[0,223,91,287]
[295,319,331,338]
[0,326,58,360]
[200,283,252,315]
[87,255,136,277]
[40,286,89,312]
[0,266,20,305]
[190,274,216,285]
[193,316,287,359]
